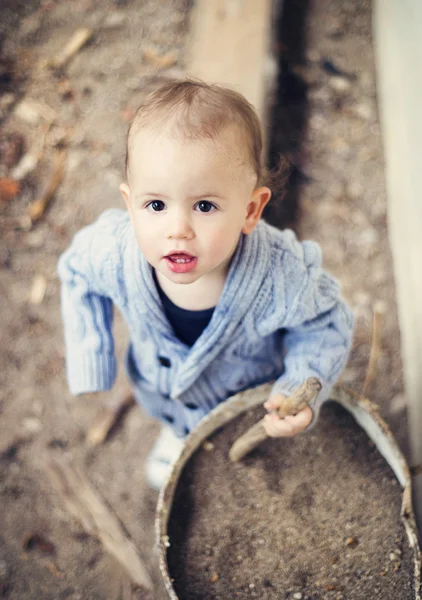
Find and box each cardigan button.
[158,356,171,368]
[185,403,199,410]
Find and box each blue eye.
[195,200,216,213]
[147,200,165,212]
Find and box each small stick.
[51,28,93,70]
[28,149,66,223]
[86,393,136,447]
[229,377,322,462]
[362,301,385,397]
[46,455,154,593]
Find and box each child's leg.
[145,426,185,491]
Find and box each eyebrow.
[136,192,224,200]
[136,192,168,199]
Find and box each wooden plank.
[46,455,154,594]
[373,0,422,527]
[187,0,275,122]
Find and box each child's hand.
[263,393,313,437]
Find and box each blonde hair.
[125,79,289,194]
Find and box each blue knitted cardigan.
[58,209,354,437]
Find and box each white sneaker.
[146,426,185,491]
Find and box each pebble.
[67,150,87,173]
[22,416,42,433]
[103,13,127,29]
[325,15,345,38]
[354,101,374,121]
[29,274,48,305]
[309,87,331,104]
[26,229,46,249]
[11,153,38,181]
[329,76,351,93]
[359,228,379,248]
[293,593,303,599]
[309,114,326,131]
[389,393,406,415]
[14,100,42,125]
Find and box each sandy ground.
[0,0,412,598]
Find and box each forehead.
[128,126,254,184]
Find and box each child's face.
[120,127,270,286]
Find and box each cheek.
[200,218,242,252]
[131,214,158,253]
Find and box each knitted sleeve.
[270,235,354,416]
[57,210,126,395]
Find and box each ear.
[119,183,131,207]
[242,187,271,235]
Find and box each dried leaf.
[44,562,64,578]
[23,533,56,556]
[0,178,20,203]
[143,48,177,70]
[323,584,343,591]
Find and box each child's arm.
[264,235,354,435]
[57,214,122,396]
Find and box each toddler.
[58,80,354,489]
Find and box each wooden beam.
[46,455,154,594]
[187,0,275,123]
[373,0,422,530]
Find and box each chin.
[162,270,201,285]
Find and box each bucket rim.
[155,384,421,600]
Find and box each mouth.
[163,252,198,273]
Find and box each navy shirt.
[153,271,215,347]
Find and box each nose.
[167,210,194,240]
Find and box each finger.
[289,406,313,427]
[263,414,295,437]
[264,399,280,411]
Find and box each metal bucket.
[156,384,421,599]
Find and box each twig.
[229,377,322,462]
[46,454,154,593]
[362,301,385,397]
[51,28,93,70]
[28,149,66,223]
[86,393,136,447]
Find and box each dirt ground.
[0,0,413,599]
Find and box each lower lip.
[164,256,198,273]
